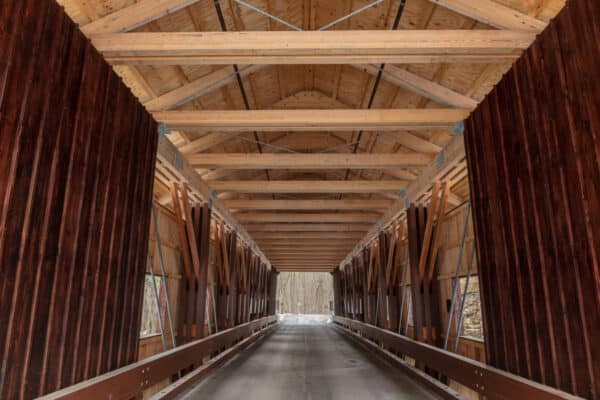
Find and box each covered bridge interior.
[0,0,598,399]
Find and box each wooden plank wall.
[464,0,600,398]
[0,0,158,398]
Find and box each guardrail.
[333,316,582,400]
[39,316,277,400]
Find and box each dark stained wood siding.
[464,0,600,398]
[0,0,158,398]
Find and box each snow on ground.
[277,313,333,325]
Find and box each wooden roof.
[58,0,565,272]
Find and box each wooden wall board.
[0,0,157,397]
[464,0,600,397]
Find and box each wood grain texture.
[464,0,600,398]
[0,0,157,398]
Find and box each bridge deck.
[180,320,442,400]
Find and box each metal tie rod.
[234,0,302,31]
[443,200,471,350]
[234,0,384,31]
[152,203,178,350]
[147,252,168,352]
[318,0,384,31]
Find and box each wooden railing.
[333,316,582,400]
[39,316,277,400]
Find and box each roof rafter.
[144,65,264,111]
[81,0,203,35]
[428,0,547,32]
[354,64,478,109]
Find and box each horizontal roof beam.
[91,30,534,65]
[208,180,408,193]
[225,199,391,211]
[189,153,433,170]
[155,109,469,132]
[245,224,372,232]
[235,213,381,223]
[251,232,364,239]
[256,240,359,245]
[275,268,336,271]
[262,247,354,251]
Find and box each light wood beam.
[208,180,408,193]
[245,224,372,232]
[354,64,478,109]
[81,0,203,35]
[275,268,336,272]
[189,153,433,170]
[144,65,263,111]
[384,169,418,181]
[225,199,391,210]
[154,109,469,132]
[258,239,358,243]
[262,241,356,245]
[235,213,381,223]
[179,132,239,154]
[428,0,547,32]
[91,30,534,65]
[262,247,354,251]
[271,262,341,266]
[269,256,344,260]
[386,132,443,154]
[252,232,364,239]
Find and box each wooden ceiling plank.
[208,180,408,193]
[91,30,535,65]
[81,0,203,35]
[428,0,547,32]
[154,108,469,131]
